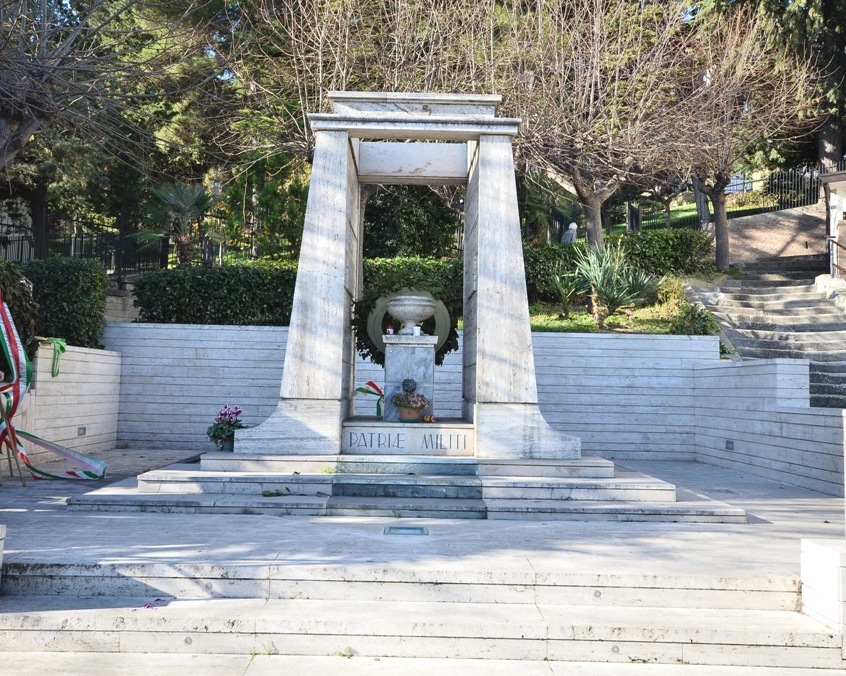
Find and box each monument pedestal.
[383,334,436,422]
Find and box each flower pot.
[218,437,234,452]
[398,407,424,423]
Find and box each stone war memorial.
[237,91,581,461]
[219,91,740,522]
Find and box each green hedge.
[133,261,299,325]
[24,257,106,349]
[0,260,39,364]
[524,229,714,301]
[620,229,715,277]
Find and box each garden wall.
[693,360,845,496]
[18,343,121,463]
[101,323,845,496]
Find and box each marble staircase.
[694,254,846,408]
[0,562,841,669]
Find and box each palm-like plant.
[574,243,660,328]
[141,183,213,266]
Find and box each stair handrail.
[827,236,846,277]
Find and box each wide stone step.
[721,277,818,289]
[722,327,846,343]
[0,563,798,611]
[717,317,846,332]
[199,453,617,479]
[810,361,846,374]
[8,654,846,676]
[713,285,822,299]
[479,474,677,502]
[726,336,839,353]
[332,475,483,500]
[124,466,679,502]
[0,596,839,669]
[485,498,746,523]
[810,394,846,408]
[809,381,846,395]
[713,296,829,310]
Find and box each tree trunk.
[711,190,730,273]
[626,202,641,233]
[662,198,673,229]
[583,196,605,250]
[819,113,843,172]
[694,183,711,228]
[29,178,49,260]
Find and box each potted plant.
[207,405,245,451]
[390,390,430,422]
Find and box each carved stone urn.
[386,295,437,335]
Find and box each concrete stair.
[0,572,840,669]
[66,451,746,523]
[694,254,846,408]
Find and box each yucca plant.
[574,243,661,328]
[550,272,587,318]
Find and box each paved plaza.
[0,448,842,673]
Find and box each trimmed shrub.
[24,257,106,348]
[0,260,39,363]
[620,229,715,276]
[524,229,714,301]
[669,301,721,336]
[523,242,585,301]
[353,257,463,366]
[132,261,298,325]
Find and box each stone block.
[383,335,437,422]
[801,538,846,639]
[341,419,474,455]
[475,403,581,459]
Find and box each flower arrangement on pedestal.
[206,405,245,450]
[391,378,430,422]
[390,391,429,411]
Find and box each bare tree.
[686,6,821,272]
[0,0,214,171]
[498,0,697,249]
[233,0,697,249]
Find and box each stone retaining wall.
[101,323,844,496]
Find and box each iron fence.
[48,222,165,285]
[638,162,846,231]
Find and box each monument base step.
[68,478,745,523]
[200,452,616,478]
[0,596,839,669]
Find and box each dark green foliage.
[24,257,106,349]
[621,229,715,276]
[524,229,714,301]
[352,257,463,366]
[363,186,460,258]
[132,261,299,325]
[523,242,585,300]
[0,260,39,365]
[669,302,721,336]
[574,243,662,328]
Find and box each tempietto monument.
[236,91,581,460]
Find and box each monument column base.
[473,403,581,459]
[235,399,343,455]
